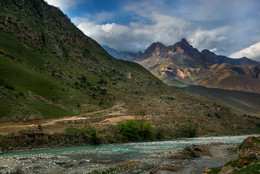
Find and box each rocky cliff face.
[0,0,106,64]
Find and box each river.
[0,135,258,174]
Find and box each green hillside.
[0,28,165,120]
[0,0,163,121]
[0,0,259,139]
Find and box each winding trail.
[0,103,131,135]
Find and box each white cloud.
[189,26,230,49]
[210,48,218,52]
[71,0,233,53]
[73,14,231,53]
[73,12,190,52]
[45,0,82,10]
[230,42,260,60]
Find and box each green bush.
[153,127,166,140]
[177,122,198,138]
[0,135,8,148]
[118,120,154,141]
[118,120,140,141]
[89,128,102,145]
[141,122,153,140]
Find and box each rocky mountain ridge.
[105,39,260,94]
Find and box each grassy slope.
[0,31,84,119]
[0,29,166,120]
[0,0,164,121]
[0,0,259,137]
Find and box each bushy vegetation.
[118,120,141,141]
[117,118,200,142]
[89,128,102,145]
[175,119,198,138]
[118,120,153,141]
[141,122,153,140]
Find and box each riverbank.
[0,135,258,174]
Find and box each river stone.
[237,158,248,168]
[218,165,234,174]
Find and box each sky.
[45,0,260,60]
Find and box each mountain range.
[104,39,260,94]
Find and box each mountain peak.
[172,38,193,50]
[201,49,217,57]
[181,38,189,45]
[169,38,201,58]
[143,42,168,55]
[151,42,166,48]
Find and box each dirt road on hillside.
[0,103,133,135]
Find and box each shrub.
[89,128,102,145]
[38,125,43,131]
[118,120,140,141]
[100,87,107,95]
[178,122,198,138]
[153,127,166,140]
[97,78,107,85]
[141,122,153,140]
[118,120,154,141]
[5,84,15,90]
[214,112,221,119]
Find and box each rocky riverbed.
[0,135,258,174]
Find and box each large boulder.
[238,136,260,158]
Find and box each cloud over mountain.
[73,12,190,52]
[230,42,260,61]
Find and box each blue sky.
[45,0,260,60]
